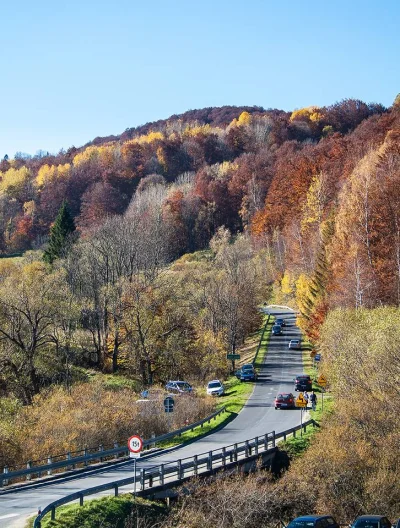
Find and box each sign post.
[128,435,143,497]
[164,395,175,431]
[227,353,240,372]
[295,392,307,436]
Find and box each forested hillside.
[0,96,399,484]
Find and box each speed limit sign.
[128,435,143,458]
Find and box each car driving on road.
[275,317,286,326]
[272,324,283,335]
[294,374,312,391]
[288,339,301,350]
[274,392,295,409]
[206,379,224,396]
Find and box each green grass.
[26,495,167,528]
[163,314,273,447]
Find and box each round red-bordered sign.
[128,435,143,453]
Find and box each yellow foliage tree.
[136,131,164,144]
[301,172,328,234]
[36,163,71,187]
[0,166,30,193]
[281,270,294,295]
[237,111,252,126]
[290,106,323,123]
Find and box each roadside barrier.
[33,419,318,528]
[0,406,227,488]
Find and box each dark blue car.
[350,516,392,528]
[286,515,340,528]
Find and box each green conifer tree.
[43,200,75,264]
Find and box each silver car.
[206,379,224,396]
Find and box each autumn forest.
[1,96,400,521]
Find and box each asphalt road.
[0,307,306,527]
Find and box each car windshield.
[242,364,253,370]
[176,382,191,389]
[353,522,380,528]
[208,382,221,388]
[291,340,300,344]
[282,394,292,400]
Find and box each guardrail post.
[79,493,84,506]
[222,447,226,468]
[140,468,146,490]
[233,443,238,462]
[264,433,268,450]
[114,484,118,496]
[271,430,276,447]
[2,466,9,486]
[283,431,287,441]
[148,473,153,487]
[293,428,296,438]
[47,456,52,475]
[151,432,156,448]
[254,437,259,455]
[177,459,182,479]
[66,452,72,470]
[193,455,198,476]
[26,461,31,481]
[207,451,213,471]
[159,464,164,485]
[99,445,104,462]
[245,440,250,457]
[84,448,88,466]
[51,506,56,520]
[114,442,119,456]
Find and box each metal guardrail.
[33,419,317,527]
[0,405,227,488]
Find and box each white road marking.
[0,513,19,520]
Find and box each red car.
[274,392,295,409]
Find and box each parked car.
[274,392,295,409]
[275,317,286,326]
[288,339,301,350]
[165,380,193,394]
[350,516,393,528]
[239,364,257,382]
[295,374,312,391]
[392,519,400,528]
[286,515,340,528]
[206,379,224,396]
[272,324,283,335]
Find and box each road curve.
[0,307,306,527]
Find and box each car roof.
[168,380,188,384]
[355,516,388,520]
[208,379,221,384]
[295,516,333,520]
[290,339,300,342]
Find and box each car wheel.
[275,407,278,410]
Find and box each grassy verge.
[26,496,167,528]
[163,314,272,447]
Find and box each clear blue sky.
[1,0,399,158]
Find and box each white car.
[288,339,301,350]
[206,379,224,396]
